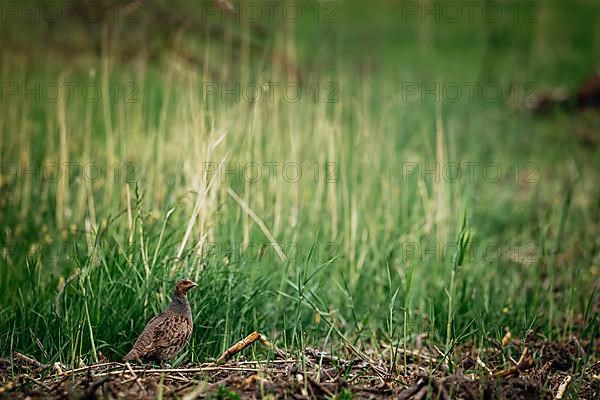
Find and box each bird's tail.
[122,350,138,361]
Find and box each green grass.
[0,0,599,374]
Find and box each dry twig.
[476,356,493,375]
[554,375,572,400]
[217,331,263,363]
[12,352,47,369]
[23,375,53,391]
[493,347,534,378]
[125,362,145,393]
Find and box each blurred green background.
[0,0,599,366]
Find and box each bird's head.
[174,279,198,297]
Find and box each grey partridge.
[123,279,197,362]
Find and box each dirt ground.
[1,337,598,399]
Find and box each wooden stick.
[217,331,263,363]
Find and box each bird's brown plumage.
[123,279,197,362]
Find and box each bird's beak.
[190,281,198,288]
